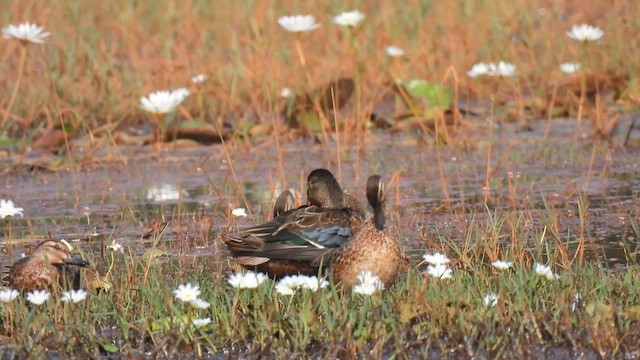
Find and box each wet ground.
[0,119,639,271]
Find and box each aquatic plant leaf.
[404,79,452,110]
[298,111,323,132]
[0,135,17,147]
[99,342,118,353]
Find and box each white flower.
[352,270,384,295]
[106,240,124,253]
[0,289,19,303]
[467,63,490,78]
[423,252,450,265]
[274,275,328,295]
[567,24,604,42]
[172,87,190,100]
[559,62,581,74]
[2,23,50,44]
[298,275,328,291]
[278,15,320,32]
[231,208,248,217]
[228,271,268,289]
[333,10,365,27]
[426,264,453,279]
[140,88,189,114]
[0,199,24,219]
[173,283,201,302]
[275,276,302,295]
[61,289,88,303]
[385,46,405,57]
[192,317,211,327]
[467,62,516,77]
[483,293,499,307]
[534,263,559,280]
[490,260,513,270]
[191,74,207,84]
[189,298,210,309]
[26,290,50,305]
[490,61,516,77]
[280,87,293,98]
[146,184,185,202]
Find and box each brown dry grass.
[1,0,639,140]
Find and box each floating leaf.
[298,112,324,132]
[404,79,452,110]
[99,342,118,353]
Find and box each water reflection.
[0,127,639,270]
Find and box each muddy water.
[0,119,638,271]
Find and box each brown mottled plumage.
[8,240,90,292]
[330,175,404,287]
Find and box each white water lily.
[298,275,329,291]
[426,264,453,279]
[231,208,248,218]
[278,15,320,32]
[191,74,207,84]
[467,63,490,78]
[491,260,513,270]
[192,317,212,327]
[534,263,559,280]
[385,46,405,57]
[106,240,124,253]
[280,87,293,98]
[483,293,499,307]
[140,88,189,114]
[467,61,516,77]
[559,62,581,74]
[0,199,24,219]
[567,24,604,42]
[352,270,384,295]
[26,290,50,305]
[491,61,516,76]
[61,289,88,303]
[0,289,19,303]
[275,276,302,295]
[275,275,328,295]
[228,271,268,289]
[2,22,50,44]
[189,297,210,309]
[333,10,365,27]
[173,283,201,302]
[423,252,450,265]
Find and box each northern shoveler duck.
[224,168,366,277]
[330,174,404,287]
[8,239,90,292]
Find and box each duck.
[224,168,366,277]
[329,174,404,287]
[8,239,90,292]
[272,189,296,219]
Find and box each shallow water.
[1,119,638,271]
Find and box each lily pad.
[404,79,452,110]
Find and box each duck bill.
[64,257,90,268]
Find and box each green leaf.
[298,111,323,132]
[99,342,118,353]
[0,135,18,147]
[404,79,452,110]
